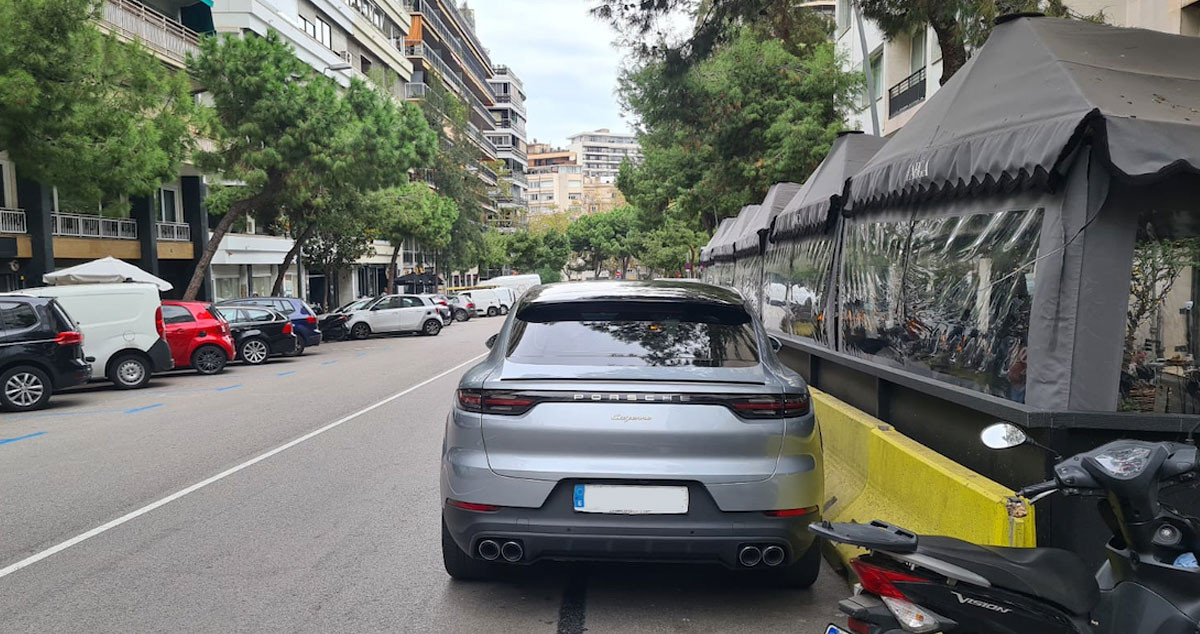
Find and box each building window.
[361,55,372,75]
[868,49,883,106]
[301,16,316,39]
[302,16,333,49]
[156,187,181,223]
[910,28,926,74]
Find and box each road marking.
[0,352,487,582]
[355,352,369,358]
[214,384,242,392]
[320,360,338,366]
[0,432,47,446]
[276,371,297,377]
[123,404,163,414]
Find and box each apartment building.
[566,129,642,184]
[526,142,627,217]
[836,0,1200,137]
[486,65,530,232]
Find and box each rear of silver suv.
[440,281,823,586]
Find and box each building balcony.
[402,0,493,95]
[156,221,191,242]
[494,117,527,136]
[0,208,27,234]
[52,213,138,240]
[404,42,468,97]
[888,67,927,118]
[99,0,202,68]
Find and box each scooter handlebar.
[1018,480,1059,498]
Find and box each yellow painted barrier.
[813,389,1036,566]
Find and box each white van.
[484,274,542,297]
[459,289,504,317]
[18,283,172,388]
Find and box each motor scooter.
[816,423,1200,634]
[318,312,349,342]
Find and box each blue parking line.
[124,403,163,414]
[11,408,123,421]
[320,360,338,366]
[355,352,370,358]
[215,384,242,392]
[0,431,47,446]
[276,371,297,377]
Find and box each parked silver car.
[440,281,824,586]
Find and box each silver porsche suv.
[440,281,824,586]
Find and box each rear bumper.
[148,338,174,371]
[443,482,819,568]
[53,359,92,389]
[270,334,299,355]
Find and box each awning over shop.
[845,15,1200,212]
[774,131,887,240]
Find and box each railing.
[888,66,927,118]
[52,213,138,240]
[100,0,201,67]
[404,82,430,100]
[404,42,468,97]
[402,0,492,94]
[491,65,524,88]
[493,93,525,109]
[156,222,191,242]
[0,208,27,234]
[494,116,527,136]
[464,124,498,157]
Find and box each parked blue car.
[219,297,322,354]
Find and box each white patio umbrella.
[42,257,173,291]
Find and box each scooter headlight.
[1093,447,1153,478]
[880,596,940,633]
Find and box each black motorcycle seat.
[917,536,1099,615]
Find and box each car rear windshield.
[507,301,760,368]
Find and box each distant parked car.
[0,296,91,411]
[458,289,504,317]
[220,297,322,355]
[448,295,474,322]
[215,306,298,365]
[161,301,236,375]
[420,294,454,326]
[346,294,444,338]
[13,283,172,389]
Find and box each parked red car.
[160,301,236,375]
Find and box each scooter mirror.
[981,423,1028,450]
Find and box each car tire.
[351,322,371,340]
[486,306,499,317]
[110,353,151,390]
[766,539,822,589]
[442,518,500,581]
[289,338,306,357]
[454,309,469,322]
[239,338,271,365]
[423,319,442,336]
[499,304,509,315]
[0,365,52,412]
[192,345,228,375]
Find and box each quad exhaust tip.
[478,540,500,561]
[762,545,785,567]
[501,541,524,562]
[738,546,763,567]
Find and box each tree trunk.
[929,16,967,86]
[271,223,317,297]
[183,179,281,301]
[386,246,401,294]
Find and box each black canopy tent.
[395,271,443,295]
[773,131,888,241]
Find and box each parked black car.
[0,296,91,411]
[220,297,322,354]
[214,306,298,365]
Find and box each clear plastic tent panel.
[761,242,793,334]
[734,257,762,314]
[841,209,1042,401]
[762,236,836,345]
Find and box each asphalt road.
[0,317,848,633]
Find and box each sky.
[467,1,688,147]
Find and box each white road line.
[0,352,487,581]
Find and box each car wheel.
[0,365,52,412]
[110,354,151,390]
[499,304,509,315]
[423,319,442,336]
[442,518,500,581]
[351,322,371,340]
[289,338,306,357]
[454,309,469,322]
[239,338,270,365]
[192,345,228,375]
[486,306,499,317]
[766,539,822,589]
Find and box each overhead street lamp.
[322,62,352,77]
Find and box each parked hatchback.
[215,306,298,365]
[220,297,321,354]
[161,301,236,375]
[346,294,444,338]
[0,296,91,411]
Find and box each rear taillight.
[467,302,475,309]
[55,331,83,346]
[850,559,929,600]
[456,389,536,415]
[728,393,810,419]
[283,322,294,334]
[155,306,164,338]
[306,314,317,326]
[846,618,871,634]
[446,499,500,512]
[763,506,818,518]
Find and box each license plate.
[825,626,852,634]
[573,484,688,514]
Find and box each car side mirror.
[768,335,783,353]
[981,423,1028,450]
[485,333,498,350]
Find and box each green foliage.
[566,207,639,274]
[619,26,859,233]
[374,183,459,253]
[633,220,706,277]
[0,0,194,212]
[506,227,570,276]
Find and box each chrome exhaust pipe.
[478,539,500,561]
[762,545,786,567]
[501,541,524,562]
[738,545,762,567]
